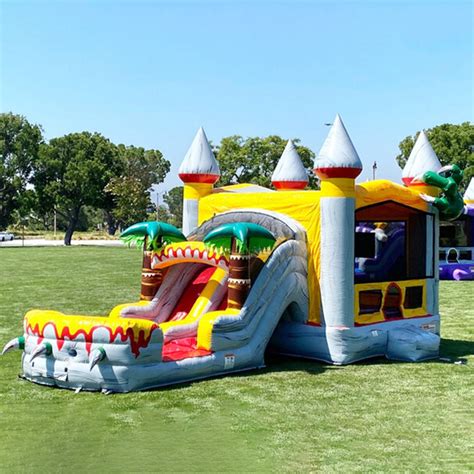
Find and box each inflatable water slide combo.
[2,116,465,392]
[439,178,474,280]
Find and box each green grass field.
[0,247,472,472]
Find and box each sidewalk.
[0,239,123,247]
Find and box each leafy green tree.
[396,123,474,191]
[163,186,183,228]
[33,132,119,245]
[81,206,107,232]
[0,113,43,229]
[213,135,317,189]
[105,145,170,231]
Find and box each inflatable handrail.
[197,308,241,350]
[159,267,228,342]
[197,239,308,352]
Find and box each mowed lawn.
[0,247,472,472]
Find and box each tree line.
[1,112,472,244]
[1,113,171,244]
[0,113,317,244]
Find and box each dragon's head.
[438,164,463,185]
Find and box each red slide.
[168,266,217,322]
[162,266,226,362]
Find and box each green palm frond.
[120,234,147,250]
[203,222,276,254]
[120,221,186,250]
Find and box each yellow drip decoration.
[24,309,160,357]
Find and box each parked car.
[0,231,15,241]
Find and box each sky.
[1,0,472,196]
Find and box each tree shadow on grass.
[260,352,328,375]
[143,339,474,394]
[149,353,328,394]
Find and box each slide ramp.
[17,206,311,392]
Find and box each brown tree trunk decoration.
[227,238,251,309]
[140,238,163,301]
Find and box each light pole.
[372,161,377,180]
[53,208,57,239]
[155,190,165,221]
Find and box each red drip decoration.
[26,321,159,358]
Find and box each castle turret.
[314,114,362,328]
[402,130,442,197]
[179,128,220,235]
[464,178,474,216]
[464,178,474,203]
[271,140,309,190]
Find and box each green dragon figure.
[416,164,464,221]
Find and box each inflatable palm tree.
[121,221,186,300]
[204,223,275,309]
[121,221,186,250]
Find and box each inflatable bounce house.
[2,116,465,393]
[439,178,474,280]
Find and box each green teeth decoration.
[120,221,187,251]
[203,222,276,255]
